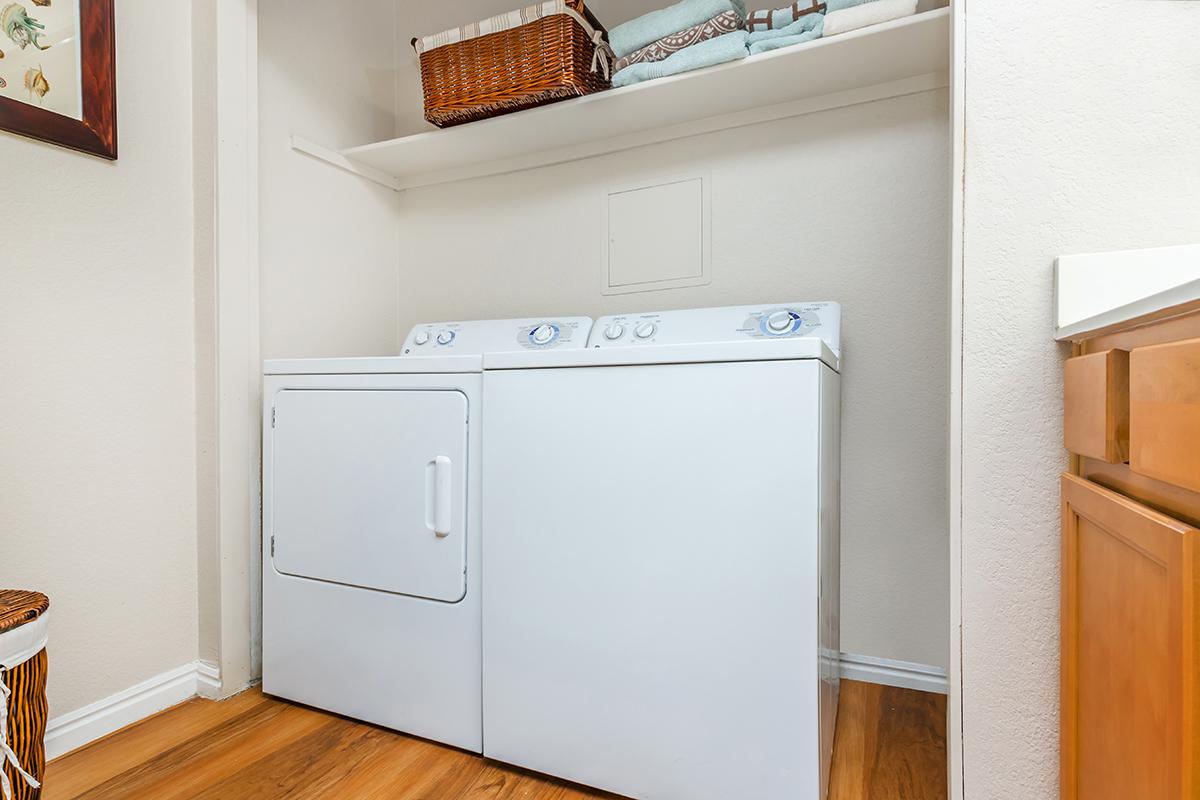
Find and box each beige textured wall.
[258,0,403,360]
[396,90,952,669]
[961,1,1200,796]
[0,0,199,717]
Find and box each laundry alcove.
[255,0,954,761]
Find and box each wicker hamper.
[413,0,613,128]
[0,591,48,800]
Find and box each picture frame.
[0,0,116,159]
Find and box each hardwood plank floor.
[43,680,946,800]
[828,681,948,799]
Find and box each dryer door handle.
[425,456,453,538]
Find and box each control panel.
[402,317,594,355]
[588,302,840,354]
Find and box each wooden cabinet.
[1130,338,1200,492]
[1060,474,1198,799]
[1059,262,1200,800]
[1064,349,1130,463]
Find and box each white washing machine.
[261,316,591,752]
[481,303,842,799]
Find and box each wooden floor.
[43,680,945,800]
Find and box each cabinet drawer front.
[1131,337,1200,492]
[1060,475,1197,800]
[1064,349,1130,463]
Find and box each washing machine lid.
[484,338,839,372]
[265,354,482,376]
[270,388,469,602]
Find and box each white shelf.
[313,7,949,191]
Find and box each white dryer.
[262,316,591,752]
[481,303,842,799]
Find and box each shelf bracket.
[290,135,404,192]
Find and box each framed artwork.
[0,0,115,159]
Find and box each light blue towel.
[609,0,748,58]
[825,0,875,11]
[612,30,749,87]
[748,23,822,53]
[746,12,822,45]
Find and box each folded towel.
[824,0,875,11]
[823,0,916,35]
[612,30,749,87]
[615,11,744,71]
[609,0,747,58]
[746,12,822,44]
[745,1,825,32]
[748,19,822,53]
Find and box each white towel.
[822,0,916,36]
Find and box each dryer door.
[271,389,468,602]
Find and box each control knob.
[634,322,657,340]
[414,331,430,345]
[436,330,455,345]
[604,323,625,341]
[531,324,557,345]
[767,310,795,334]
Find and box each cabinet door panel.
[1064,349,1129,463]
[1061,474,1197,800]
[1130,338,1200,491]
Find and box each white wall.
[0,0,198,717]
[960,2,1200,796]
[398,90,952,669]
[258,0,403,359]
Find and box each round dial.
[436,330,455,345]
[604,323,625,341]
[767,310,795,333]
[414,331,430,345]
[530,324,558,345]
[634,322,657,340]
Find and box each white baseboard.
[195,659,222,700]
[45,661,217,761]
[839,652,948,694]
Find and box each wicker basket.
[1,590,49,800]
[413,0,612,128]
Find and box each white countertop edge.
[1054,243,1200,341]
[1054,276,1200,342]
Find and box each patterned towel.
[614,11,744,72]
[609,0,746,58]
[612,29,749,88]
[745,1,825,32]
